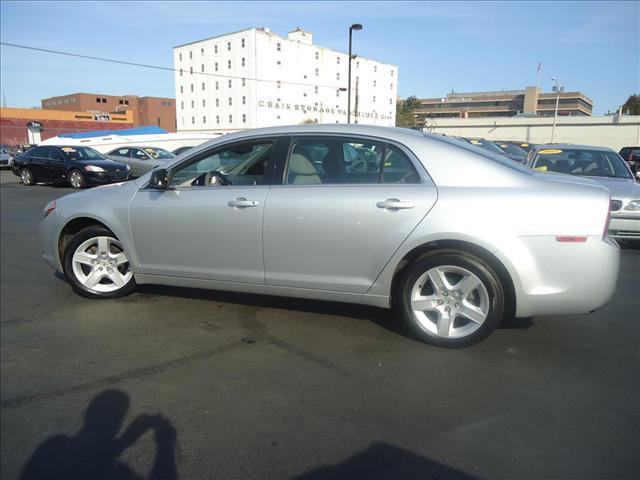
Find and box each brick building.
[0,107,134,146]
[41,93,177,132]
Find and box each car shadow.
[19,389,178,480]
[291,442,479,479]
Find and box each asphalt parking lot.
[1,169,638,480]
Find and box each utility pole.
[347,23,362,124]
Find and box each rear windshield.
[495,143,527,156]
[60,146,105,161]
[532,148,632,179]
[465,139,505,155]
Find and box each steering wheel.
[207,170,233,186]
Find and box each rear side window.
[285,136,420,185]
[29,147,49,158]
[113,148,131,157]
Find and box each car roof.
[532,144,614,153]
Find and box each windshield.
[465,139,505,155]
[60,146,106,161]
[532,148,633,179]
[142,147,175,159]
[495,143,527,157]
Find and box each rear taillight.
[603,197,612,238]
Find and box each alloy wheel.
[71,236,132,293]
[70,171,82,188]
[410,265,490,339]
[21,169,32,185]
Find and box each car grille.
[610,199,623,211]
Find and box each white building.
[173,27,398,132]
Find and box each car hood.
[586,176,640,199]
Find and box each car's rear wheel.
[20,168,35,186]
[63,226,136,299]
[397,251,505,348]
[69,169,86,189]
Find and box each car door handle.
[376,198,415,210]
[228,197,259,208]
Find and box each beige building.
[41,93,177,132]
[414,87,593,120]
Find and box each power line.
[0,41,347,91]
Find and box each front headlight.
[84,165,105,172]
[624,200,640,211]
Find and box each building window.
[179,53,182,61]
[373,96,376,103]
[315,51,319,60]
[191,100,194,108]
[315,68,319,76]
[242,95,246,105]
[227,60,231,69]
[202,99,206,107]
[190,84,194,92]
[180,101,184,110]
[277,42,281,51]
[215,81,219,90]
[277,60,281,65]
[214,62,218,71]
[203,115,206,124]
[242,114,246,123]
[229,114,232,123]
[374,80,377,87]
[202,82,205,91]
[337,73,340,80]
[189,51,192,60]
[315,86,318,94]
[336,90,340,97]
[228,97,232,106]
[180,86,183,93]
[374,65,377,73]
[356,61,359,68]
[241,38,245,48]
[242,57,245,67]
[391,70,394,77]
[214,45,218,54]
[242,78,246,87]
[119,99,124,105]
[102,98,106,103]
[216,115,220,124]
[201,64,204,72]
[227,41,231,51]
[390,83,393,90]
[179,68,183,76]
[277,115,280,120]
[216,98,219,107]
[190,66,193,75]
[201,48,204,56]
[337,56,340,64]
[390,98,393,105]
[228,79,232,88]
[191,116,195,124]
[303,92,307,97]
[277,80,281,88]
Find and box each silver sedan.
[39,125,620,347]
[105,146,175,178]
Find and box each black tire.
[69,169,86,189]
[62,226,136,299]
[20,168,35,186]
[395,251,505,348]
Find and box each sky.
[0,0,638,115]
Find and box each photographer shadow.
[19,389,178,480]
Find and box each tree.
[395,95,421,127]
[621,94,640,115]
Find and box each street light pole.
[347,23,362,124]
[550,76,561,143]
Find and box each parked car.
[491,142,528,163]
[173,146,194,156]
[105,146,175,178]
[456,137,523,163]
[527,144,640,241]
[39,125,619,348]
[12,145,130,189]
[496,140,535,153]
[618,146,640,178]
[0,146,13,169]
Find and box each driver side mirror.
[149,168,169,189]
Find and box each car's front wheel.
[69,169,86,189]
[397,251,505,348]
[63,226,136,299]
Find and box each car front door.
[128,148,152,177]
[263,135,438,294]
[46,147,68,182]
[129,137,284,283]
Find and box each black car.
[12,145,130,189]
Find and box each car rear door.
[46,147,68,181]
[25,147,50,179]
[262,134,438,294]
[130,136,285,283]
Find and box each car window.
[112,148,131,157]
[142,147,174,159]
[169,140,275,188]
[49,148,65,161]
[29,147,49,158]
[132,149,148,160]
[532,148,632,179]
[286,136,418,185]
